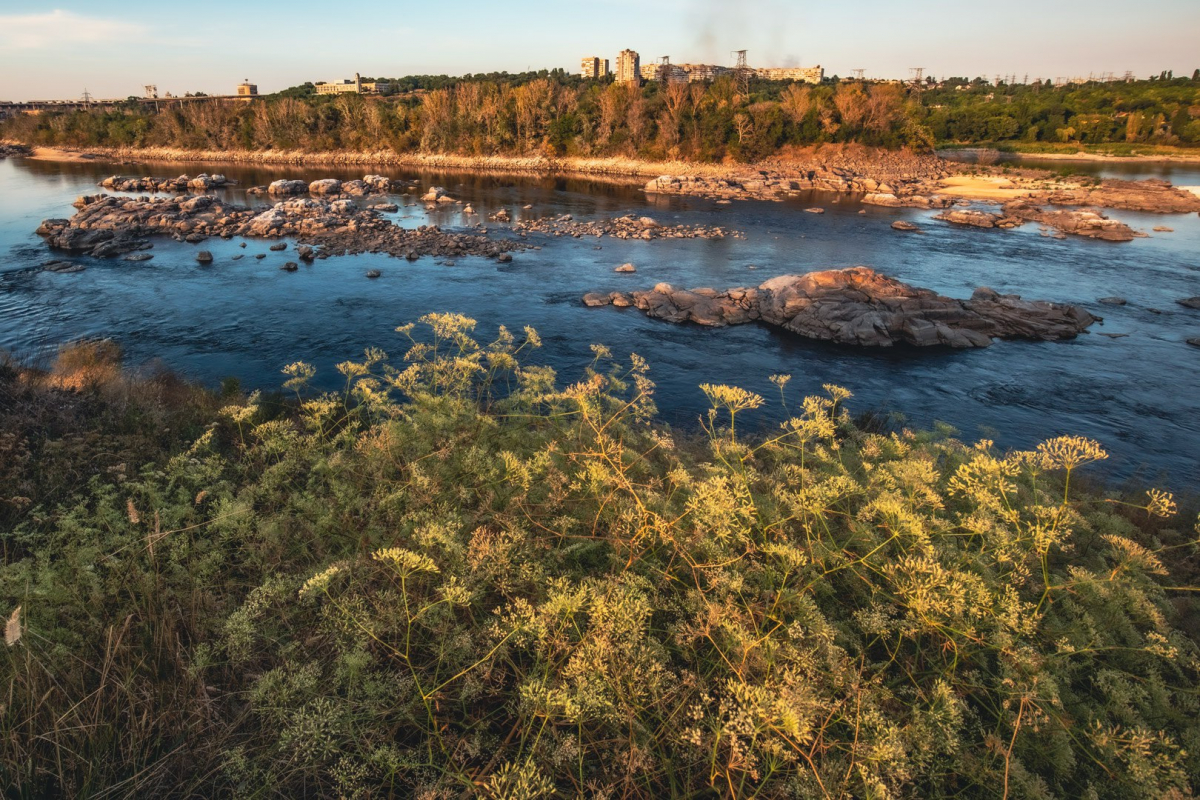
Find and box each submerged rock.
[1098,297,1128,306]
[891,220,920,232]
[42,260,86,273]
[1176,297,1200,310]
[514,214,738,241]
[584,267,1096,348]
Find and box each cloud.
[0,9,146,49]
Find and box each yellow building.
[581,57,610,80]
[616,50,641,85]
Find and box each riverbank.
[942,143,1200,164]
[14,142,955,189]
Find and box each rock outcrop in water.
[0,144,32,159]
[933,203,1143,241]
[582,267,1097,348]
[514,213,740,240]
[36,194,522,261]
[1044,179,1200,214]
[99,173,230,193]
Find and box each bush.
[1,317,1197,798]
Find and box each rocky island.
[36,193,522,262]
[583,267,1097,348]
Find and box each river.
[2,155,1198,487]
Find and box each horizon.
[0,0,1197,101]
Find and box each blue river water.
[1,155,1198,488]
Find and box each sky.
[1,0,1197,100]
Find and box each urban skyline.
[1,0,1198,100]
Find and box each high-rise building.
[616,50,641,85]
[581,57,610,80]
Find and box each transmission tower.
[909,67,924,94]
[81,88,92,108]
[851,68,865,81]
[657,56,672,86]
[1123,70,1134,82]
[732,50,750,97]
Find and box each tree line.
[2,73,1197,161]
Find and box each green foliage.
[4,76,1195,160]
[1,319,1198,797]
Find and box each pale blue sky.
[1,1,1197,100]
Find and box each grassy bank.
[2,322,1198,798]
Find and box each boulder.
[309,179,343,195]
[196,251,213,264]
[1097,297,1127,306]
[891,220,920,232]
[123,253,154,262]
[366,269,381,279]
[584,267,1095,348]
[1188,338,1200,348]
[1176,297,1200,310]
[363,175,391,192]
[805,208,825,214]
[281,261,298,271]
[614,263,637,273]
[270,242,288,251]
[268,180,308,195]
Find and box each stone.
[1098,297,1127,306]
[805,207,825,214]
[37,193,524,263]
[268,180,308,195]
[308,179,343,195]
[584,267,1096,348]
[123,253,153,262]
[615,263,637,273]
[42,260,86,273]
[1153,226,1174,232]
[490,209,511,223]
[296,245,315,261]
[366,269,381,278]
[281,262,298,271]
[255,253,266,259]
[1176,297,1200,310]
[196,251,213,264]
[270,242,287,251]
[497,253,513,263]
[891,220,920,232]
[231,254,243,261]
[1188,338,1200,348]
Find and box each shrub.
[1,317,1197,797]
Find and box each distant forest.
[3,70,1198,162]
